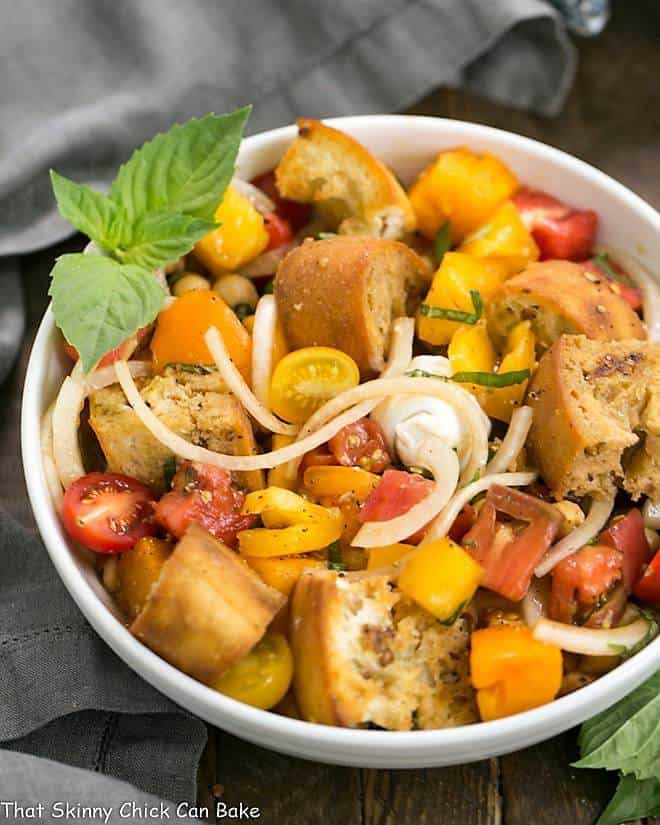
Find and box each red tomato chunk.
[513,187,597,262]
[154,461,255,546]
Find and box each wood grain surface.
[4,1,658,823]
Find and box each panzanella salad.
[44,109,660,732]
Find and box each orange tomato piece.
[151,290,252,382]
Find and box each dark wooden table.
[5,1,659,822]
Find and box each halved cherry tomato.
[328,418,391,473]
[212,632,293,710]
[600,509,651,592]
[153,461,255,546]
[512,187,597,261]
[62,472,155,553]
[264,212,293,251]
[359,469,434,543]
[580,258,643,312]
[633,551,660,603]
[549,543,623,624]
[63,325,151,369]
[251,170,312,230]
[269,347,360,424]
[462,485,563,602]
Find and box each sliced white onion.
[351,438,460,548]
[239,244,295,279]
[522,576,550,628]
[485,406,533,476]
[251,295,278,408]
[421,471,538,545]
[643,499,660,530]
[534,494,615,577]
[116,358,375,471]
[289,376,488,486]
[85,359,151,392]
[52,362,86,488]
[596,245,660,342]
[40,403,64,509]
[232,177,276,215]
[203,326,298,437]
[296,317,415,443]
[533,612,652,656]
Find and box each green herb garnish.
[163,455,177,488]
[316,232,337,240]
[164,362,218,375]
[438,600,466,626]
[327,540,346,571]
[419,290,483,324]
[263,279,275,295]
[590,253,635,287]
[433,221,451,266]
[574,668,660,824]
[49,107,251,372]
[234,303,253,320]
[450,368,530,387]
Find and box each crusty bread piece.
[89,366,263,492]
[528,335,660,498]
[275,236,431,376]
[275,119,416,240]
[487,260,646,352]
[289,570,477,730]
[131,524,284,685]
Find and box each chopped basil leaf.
[263,279,275,294]
[438,600,467,626]
[433,221,452,266]
[451,368,530,387]
[163,455,177,488]
[316,231,337,240]
[590,253,635,287]
[327,540,346,571]
[164,362,217,374]
[419,290,483,324]
[234,302,253,320]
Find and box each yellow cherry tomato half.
[212,633,294,710]
[269,347,360,424]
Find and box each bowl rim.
[21,113,660,764]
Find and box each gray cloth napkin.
[1,0,579,811]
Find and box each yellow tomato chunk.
[408,147,518,242]
[398,537,482,622]
[367,543,414,570]
[151,289,252,381]
[194,186,269,274]
[459,201,539,276]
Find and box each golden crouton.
[275,236,431,376]
[487,260,645,353]
[289,570,477,730]
[275,119,416,240]
[528,335,660,498]
[89,366,263,492]
[131,524,284,685]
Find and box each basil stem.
[419,290,483,324]
[450,368,531,387]
[234,302,253,320]
[165,362,217,374]
[433,221,452,266]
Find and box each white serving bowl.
[22,115,660,768]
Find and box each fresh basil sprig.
[49,107,250,371]
[574,668,660,824]
[590,253,635,288]
[419,290,483,324]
